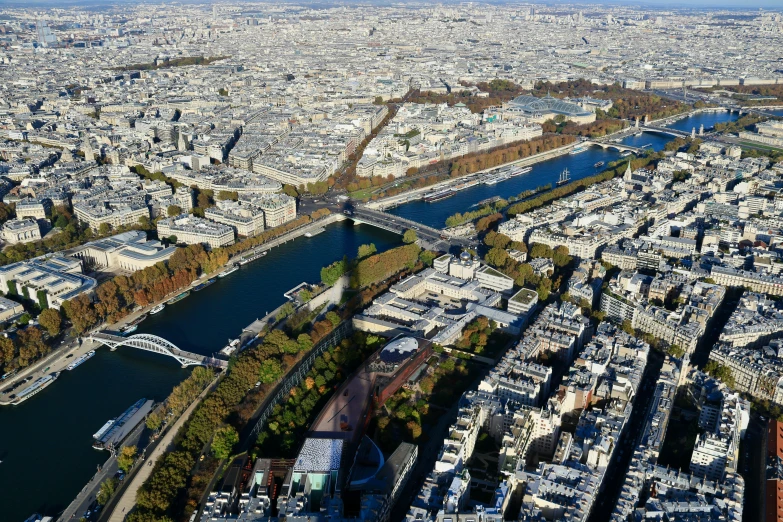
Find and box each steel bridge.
[88,332,228,368]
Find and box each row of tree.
[320,241,422,291]
[60,243,226,332]
[364,134,573,203]
[146,366,215,433]
[448,134,576,177]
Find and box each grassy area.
[348,188,377,200]
[737,140,783,153]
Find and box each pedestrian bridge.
[88,332,228,368]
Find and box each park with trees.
[371,349,478,454]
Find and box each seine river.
[0,110,738,521]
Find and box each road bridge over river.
[349,207,475,251]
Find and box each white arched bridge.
[88,332,228,368]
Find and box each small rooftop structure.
[380,336,419,364]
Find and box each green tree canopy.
[211,425,239,460]
[357,243,377,259]
[97,477,118,505]
[402,229,417,244]
[117,445,138,473]
[321,256,350,286]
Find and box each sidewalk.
[107,378,217,522]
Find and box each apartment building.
[157,215,234,249]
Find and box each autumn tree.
[62,294,98,334]
[117,445,138,473]
[146,410,164,432]
[0,336,15,368]
[167,205,182,217]
[38,308,62,336]
[16,326,49,367]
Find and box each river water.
[0,110,739,521]
[665,110,739,133]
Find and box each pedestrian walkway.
[107,378,217,522]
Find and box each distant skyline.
[2,0,783,11]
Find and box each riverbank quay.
[365,142,578,211]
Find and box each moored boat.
[150,303,165,315]
[220,339,241,356]
[219,266,239,277]
[67,350,96,371]
[166,291,190,305]
[594,161,605,168]
[193,278,217,292]
[424,189,455,202]
[238,251,267,265]
[569,145,588,155]
[508,166,533,177]
[14,372,59,404]
[93,398,154,451]
[120,324,138,336]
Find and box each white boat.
[238,251,267,265]
[220,339,241,356]
[67,350,96,371]
[120,324,138,336]
[620,150,634,157]
[483,173,510,185]
[218,266,239,278]
[150,304,165,315]
[508,166,533,177]
[569,145,588,155]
